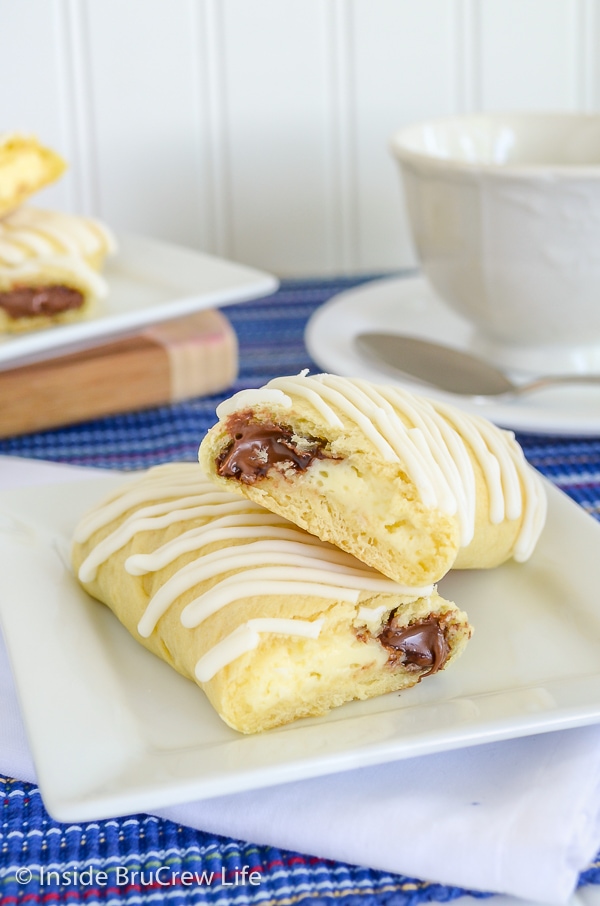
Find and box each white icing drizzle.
[126,524,353,577]
[9,228,56,258]
[0,240,22,265]
[357,604,388,620]
[365,382,476,535]
[264,376,344,428]
[180,578,360,635]
[78,494,253,582]
[270,374,398,461]
[219,372,545,558]
[216,388,292,419]
[0,232,53,264]
[132,535,377,578]
[75,463,428,682]
[355,604,389,632]
[194,618,324,682]
[178,563,421,631]
[125,515,294,575]
[0,206,116,266]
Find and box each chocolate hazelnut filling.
[216,413,328,484]
[0,285,84,319]
[377,613,450,677]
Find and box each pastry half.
[0,133,66,217]
[71,463,473,735]
[198,372,547,587]
[0,255,107,333]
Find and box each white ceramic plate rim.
[305,275,600,434]
[1,472,600,823]
[0,232,278,370]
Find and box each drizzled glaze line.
[365,381,476,540]
[0,231,54,263]
[128,532,375,579]
[75,463,429,682]
[182,579,360,634]
[194,618,325,682]
[216,388,292,419]
[270,375,398,462]
[0,206,116,266]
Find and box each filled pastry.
[0,133,66,217]
[71,463,473,734]
[199,372,547,587]
[0,207,116,332]
[0,255,107,333]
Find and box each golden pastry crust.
[0,133,66,217]
[198,374,547,587]
[71,463,473,734]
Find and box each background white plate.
[0,233,278,371]
[305,276,600,434]
[1,473,600,823]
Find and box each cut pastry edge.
[89,559,471,735]
[199,406,462,587]
[0,255,107,333]
[201,590,472,734]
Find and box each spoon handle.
[516,373,600,397]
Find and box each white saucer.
[305,275,600,435]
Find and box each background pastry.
[0,133,66,217]
[0,255,107,333]
[0,207,116,333]
[199,372,547,587]
[72,463,473,734]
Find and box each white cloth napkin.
[1,456,600,905]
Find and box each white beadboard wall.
[1,0,600,277]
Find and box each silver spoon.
[355,332,600,399]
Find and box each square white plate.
[0,233,277,370]
[1,473,600,823]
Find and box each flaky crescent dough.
[71,463,472,734]
[198,373,547,587]
[0,206,117,271]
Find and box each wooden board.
[0,309,238,438]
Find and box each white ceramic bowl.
[391,113,600,372]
